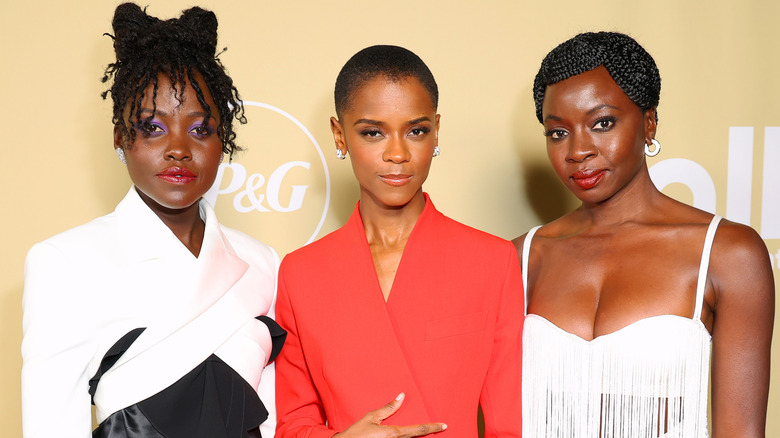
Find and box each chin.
[575,191,615,206]
[144,192,202,212]
[371,193,415,209]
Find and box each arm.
[258,362,277,438]
[709,223,774,437]
[479,243,524,438]
[22,242,93,437]
[258,247,282,438]
[275,264,338,438]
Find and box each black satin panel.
[137,354,267,437]
[256,315,287,363]
[92,405,164,438]
[90,326,278,437]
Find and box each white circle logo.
[205,101,331,254]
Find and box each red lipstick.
[571,169,605,190]
[158,167,197,184]
[379,174,413,187]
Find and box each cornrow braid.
[101,2,246,157]
[533,31,661,123]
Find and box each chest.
[369,243,405,301]
[526,231,707,339]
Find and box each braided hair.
[533,31,661,123]
[334,45,438,119]
[102,2,246,157]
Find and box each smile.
[157,167,197,184]
[571,169,605,190]
[378,174,413,187]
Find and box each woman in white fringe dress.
[513,31,774,438]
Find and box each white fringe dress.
[521,216,721,438]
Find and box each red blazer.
[276,196,524,438]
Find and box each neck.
[577,166,665,228]
[359,190,426,249]
[135,187,205,257]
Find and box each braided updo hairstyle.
[102,2,246,157]
[334,45,438,119]
[533,31,661,124]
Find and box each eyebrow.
[586,104,620,115]
[543,104,620,123]
[139,108,212,119]
[352,116,432,127]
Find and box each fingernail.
[442,424,448,430]
[396,393,405,401]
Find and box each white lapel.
[93,187,254,422]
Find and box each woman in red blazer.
[275,45,524,438]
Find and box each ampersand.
[233,173,271,212]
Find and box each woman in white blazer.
[21,3,283,437]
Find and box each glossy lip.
[378,173,413,187]
[157,166,197,184]
[571,169,606,190]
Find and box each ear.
[434,113,441,146]
[113,124,126,151]
[330,116,347,155]
[643,107,658,144]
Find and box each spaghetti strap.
[693,215,723,321]
[522,226,542,314]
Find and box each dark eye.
[191,124,214,138]
[593,117,615,131]
[410,127,430,137]
[361,129,383,139]
[544,128,567,140]
[135,121,164,137]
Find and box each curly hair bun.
[111,2,218,63]
[111,3,159,62]
[178,7,218,55]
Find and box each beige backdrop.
[2,0,778,435]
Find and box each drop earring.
[116,148,126,164]
[645,139,661,157]
[432,146,441,157]
[336,149,346,160]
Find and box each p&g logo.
[204,101,331,254]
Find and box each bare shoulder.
[510,234,526,254]
[511,212,576,251]
[711,219,770,264]
[709,218,774,300]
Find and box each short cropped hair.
[102,2,246,157]
[334,45,438,118]
[533,31,661,123]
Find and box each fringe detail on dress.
[522,315,711,438]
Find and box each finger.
[395,422,447,437]
[367,393,405,423]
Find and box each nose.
[382,134,411,163]
[165,132,192,161]
[566,132,597,163]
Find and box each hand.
[333,393,447,438]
